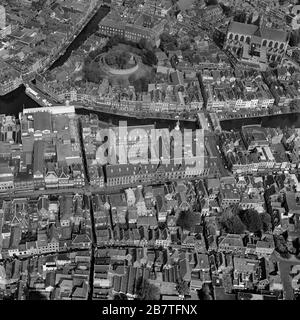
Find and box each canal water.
[76,108,198,130]
[0,85,40,115]
[220,113,300,131]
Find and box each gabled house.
[167,215,177,230]
[178,257,191,282]
[59,195,73,227]
[45,170,59,189]
[72,234,91,249]
[58,166,72,188]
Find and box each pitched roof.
[137,216,158,228]
[45,271,56,288]
[33,140,45,175]
[33,111,52,132]
[72,234,91,245]
[220,234,244,248]
[261,26,288,43]
[228,21,258,36]
[228,21,288,43]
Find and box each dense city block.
[1,0,300,302]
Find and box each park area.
[83,37,158,92]
[104,50,137,70]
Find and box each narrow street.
[273,252,300,300]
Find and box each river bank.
[220,112,300,131]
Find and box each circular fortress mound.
[100,50,139,76]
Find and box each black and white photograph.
[0,0,299,312]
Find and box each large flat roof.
[23,105,75,115]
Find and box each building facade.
[224,21,289,68]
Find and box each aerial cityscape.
[1,0,300,303]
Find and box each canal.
[0,85,40,116]
[76,108,198,130]
[220,113,300,131]
[49,5,110,70]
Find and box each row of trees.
[220,206,272,234]
[239,209,272,233]
[105,51,132,69]
[107,36,158,67]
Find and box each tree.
[261,212,272,232]
[160,32,178,51]
[269,61,279,69]
[234,12,247,23]
[117,51,131,69]
[289,29,300,47]
[206,0,218,5]
[144,282,160,300]
[274,234,290,258]
[176,211,199,231]
[130,76,149,93]
[287,240,297,255]
[238,209,263,233]
[247,12,253,24]
[219,3,232,16]
[220,206,246,234]
[83,61,104,84]
[135,277,160,300]
[180,42,191,52]
[138,38,152,51]
[25,289,47,300]
[176,280,190,296]
[113,293,128,300]
[221,214,246,234]
[199,284,213,300]
[105,54,117,66]
[138,38,147,50]
[294,238,300,256]
[252,15,261,27]
[106,35,124,49]
[131,78,142,92]
[142,50,158,66]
